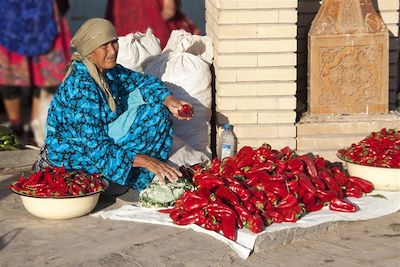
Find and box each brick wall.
[205,0,298,151]
[206,0,399,160]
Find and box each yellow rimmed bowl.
[11,180,108,220]
[337,154,400,191]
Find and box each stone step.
[0,149,39,169]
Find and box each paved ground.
[0,166,399,267]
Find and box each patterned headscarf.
[65,18,118,112]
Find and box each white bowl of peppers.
[9,166,108,219]
[337,128,400,191]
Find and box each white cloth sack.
[92,191,400,260]
[117,28,161,73]
[144,30,213,158]
[167,135,210,169]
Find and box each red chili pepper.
[286,179,299,193]
[263,190,278,205]
[318,170,342,196]
[158,207,175,214]
[243,172,260,186]
[183,198,209,212]
[298,155,318,178]
[246,160,275,174]
[254,146,276,163]
[44,172,54,187]
[227,183,251,202]
[305,200,324,212]
[279,205,304,222]
[243,201,257,214]
[22,171,42,189]
[215,185,240,206]
[279,146,295,160]
[274,160,286,174]
[329,198,357,212]
[314,156,326,170]
[206,157,221,175]
[206,202,237,219]
[262,182,289,199]
[296,173,317,196]
[316,188,337,203]
[345,182,363,198]
[332,172,349,187]
[220,214,237,240]
[197,188,212,200]
[246,214,264,233]
[285,158,304,172]
[347,176,374,193]
[178,104,193,118]
[234,147,256,169]
[310,177,326,190]
[261,210,283,224]
[249,197,268,212]
[233,205,253,225]
[257,173,286,183]
[197,176,225,190]
[174,209,206,226]
[275,193,298,209]
[169,208,187,221]
[222,175,243,186]
[204,216,221,232]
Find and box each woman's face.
[89,40,119,72]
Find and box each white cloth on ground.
[92,191,400,259]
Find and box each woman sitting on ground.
[33,18,192,191]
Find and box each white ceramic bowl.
[338,155,400,191]
[11,179,108,220]
[14,192,101,220]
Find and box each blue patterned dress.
[45,62,173,191]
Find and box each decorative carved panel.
[308,0,389,114]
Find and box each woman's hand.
[164,95,193,120]
[133,154,182,184]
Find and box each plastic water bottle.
[217,123,237,160]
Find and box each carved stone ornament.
[308,0,389,114]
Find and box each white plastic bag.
[117,28,161,73]
[144,30,213,157]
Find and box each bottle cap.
[223,123,232,130]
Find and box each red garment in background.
[0,6,71,88]
[106,0,201,49]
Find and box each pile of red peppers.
[338,128,400,168]
[160,144,374,241]
[10,166,107,197]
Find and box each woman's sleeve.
[68,79,135,185]
[114,65,172,104]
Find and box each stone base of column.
[295,112,400,162]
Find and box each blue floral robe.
[45,62,173,191]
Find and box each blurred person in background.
[0,0,71,145]
[106,0,201,49]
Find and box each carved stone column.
[308,0,389,114]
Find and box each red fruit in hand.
[178,104,193,118]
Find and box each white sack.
[163,29,213,64]
[167,135,210,169]
[144,30,213,157]
[117,28,161,73]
